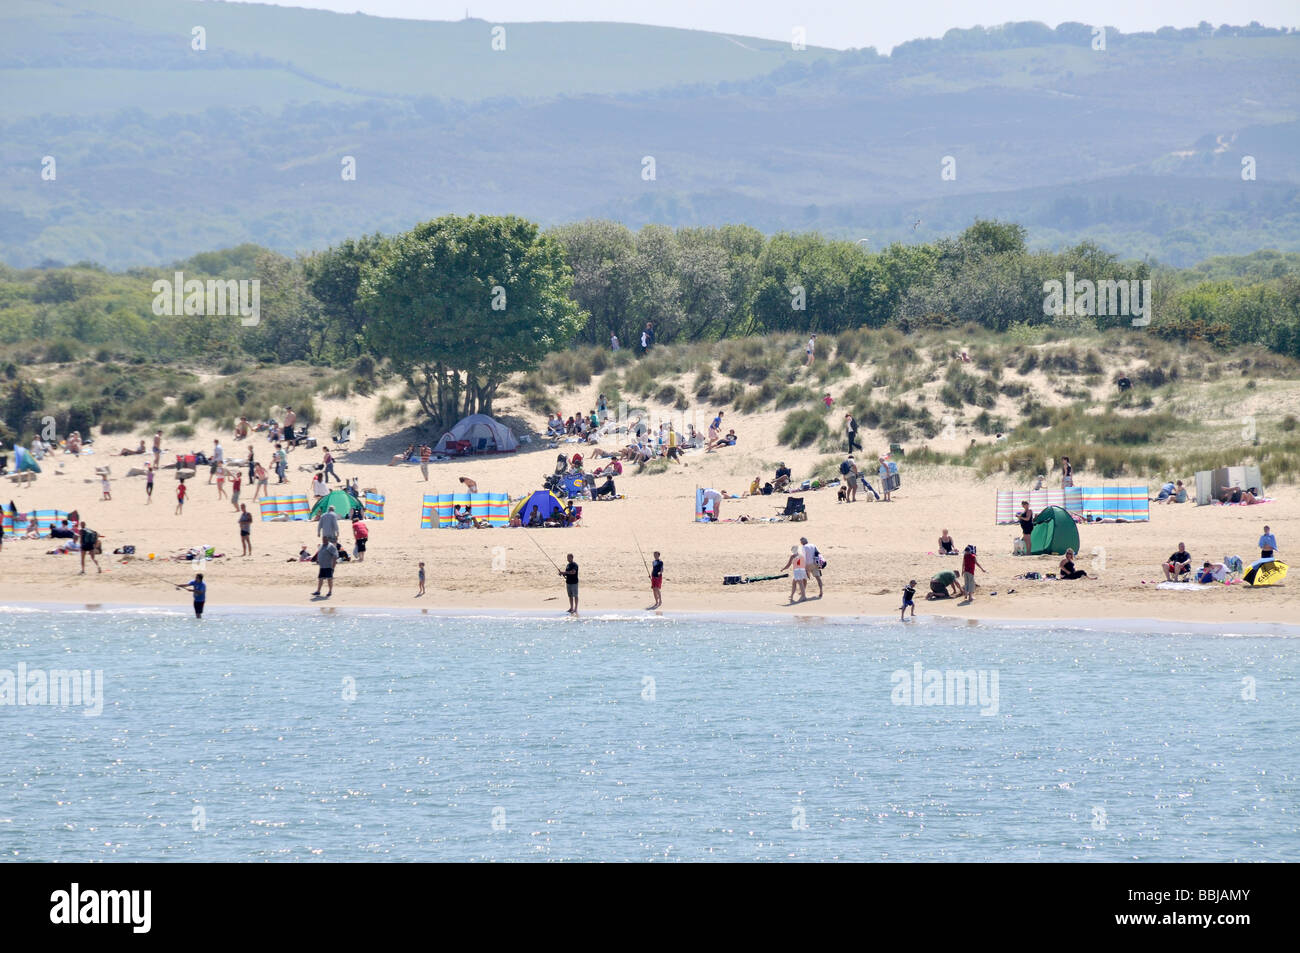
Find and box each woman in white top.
[781,544,808,603]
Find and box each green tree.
[361,214,584,429]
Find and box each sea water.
[1,606,1296,862]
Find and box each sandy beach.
[1,387,1294,627]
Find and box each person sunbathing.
[706,429,738,452]
[594,475,616,499]
[592,459,622,477]
[938,530,956,555]
[389,445,415,466]
[118,440,147,456]
[1218,485,1259,504]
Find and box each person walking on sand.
[801,536,824,598]
[100,474,111,501]
[230,469,242,510]
[215,462,227,500]
[274,443,288,484]
[560,553,580,614]
[323,448,340,483]
[961,545,987,603]
[419,444,432,481]
[845,413,860,454]
[145,464,154,504]
[1061,455,1074,488]
[1259,525,1279,560]
[313,539,338,597]
[417,561,426,597]
[252,462,268,499]
[152,430,163,468]
[238,503,253,556]
[650,551,663,608]
[78,521,102,575]
[209,439,224,484]
[177,572,206,618]
[318,505,340,546]
[805,333,817,366]
[175,479,187,515]
[900,579,917,621]
[351,516,368,562]
[781,544,808,603]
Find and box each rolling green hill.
[1,2,1297,268]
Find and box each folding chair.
[776,496,806,519]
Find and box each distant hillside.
[1,2,1297,267]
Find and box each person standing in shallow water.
[178,573,206,618]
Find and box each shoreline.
[3,596,1298,637]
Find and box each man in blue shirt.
[1258,525,1279,560]
[178,573,206,618]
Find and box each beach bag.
[723,575,743,585]
[839,461,851,476]
[816,555,827,569]
[1012,537,1027,555]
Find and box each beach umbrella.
[13,445,40,473]
[1243,559,1288,587]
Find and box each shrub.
[170,423,196,438]
[1282,415,1298,433]
[158,402,189,424]
[1017,351,1038,375]
[375,395,408,422]
[778,409,829,448]
[693,366,714,400]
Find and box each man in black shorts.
[560,553,579,614]
[314,540,338,597]
[238,503,253,556]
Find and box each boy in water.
[178,572,206,618]
[417,561,426,597]
[900,580,917,621]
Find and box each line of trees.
[1,216,1298,435]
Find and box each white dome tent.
[433,413,519,455]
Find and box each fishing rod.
[630,527,650,578]
[523,529,561,572]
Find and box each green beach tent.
[1030,505,1080,556]
[310,488,360,521]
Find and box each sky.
[244,0,1298,51]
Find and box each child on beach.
[900,580,917,621]
[100,475,111,500]
[417,561,426,596]
[145,465,154,504]
[650,551,663,608]
[216,463,227,500]
[175,479,187,515]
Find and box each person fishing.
[177,573,206,618]
[650,550,663,608]
[560,553,579,614]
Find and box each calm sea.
[1,606,1296,862]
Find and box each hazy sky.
[248,0,1297,51]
